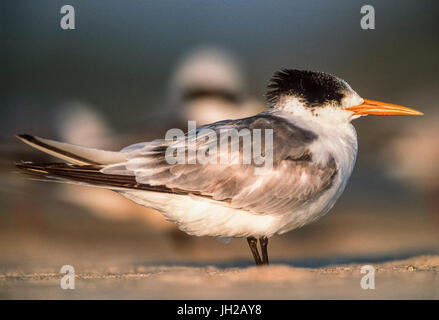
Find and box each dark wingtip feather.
[13,162,203,196]
[16,133,32,140]
[16,134,37,144]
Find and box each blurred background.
[1,0,438,298]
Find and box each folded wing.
[103,110,338,216]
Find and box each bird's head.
[266,69,423,126]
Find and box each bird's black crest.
[266,69,348,108]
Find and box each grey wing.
[102,110,338,216]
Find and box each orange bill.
[346,99,423,116]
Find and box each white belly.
[119,190,284,238]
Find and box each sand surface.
[1,256,438,299]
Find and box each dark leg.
[259,236,269,265]
[247,236,263,266]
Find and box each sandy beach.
[1,256,438,299]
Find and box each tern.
[15,69,423,266]
[170,47,265,125]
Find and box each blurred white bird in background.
[169,46,265,125]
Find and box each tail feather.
[15,134,203,197]
[15,162,192,196]
[16,134,126,166]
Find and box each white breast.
[276,115,358,234]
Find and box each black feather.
[266,69,348,108]
[15,162,203,196]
